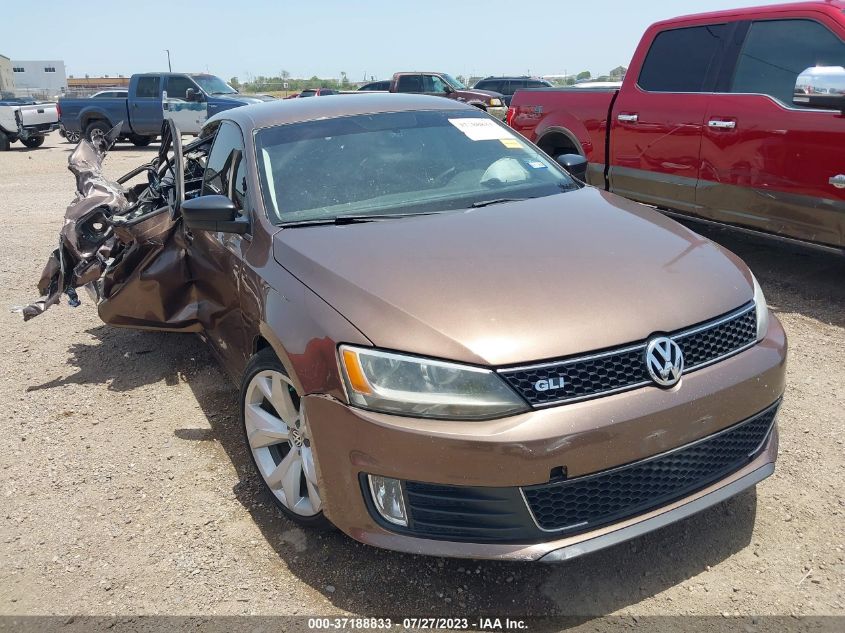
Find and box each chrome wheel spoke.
[305,479,322,513]
[301,446,318,486]
[266,448,299,493]
[270,374,299,426]
[281,453,303,506]
[244,397,290,448]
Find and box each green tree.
[576,71,591,80]
[229,76,240,90]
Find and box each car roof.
[480,76,547,81]
[213,93,476,131]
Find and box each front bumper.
[305,315,786,560]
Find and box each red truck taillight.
[56,102,62,119]
[505,106,516,127]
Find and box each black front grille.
[361,402,777,543]
[401,482,537,543]
[522,402,777,532]
[499,303,757,407]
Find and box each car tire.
[0,135,9,152]
[240,348,331,529]
[130,135,153,147]
[20,136,45,149]
[85,120,111,145]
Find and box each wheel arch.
[536,126,585,158]
[80,108,114,132]
[246,280,372,402]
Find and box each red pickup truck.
[509,1,845,251]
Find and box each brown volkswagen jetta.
[25,94,786,561]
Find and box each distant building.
[10,59,67,98]
[0,54,15,96]
[67,76,130,90]
[609,66,627,81]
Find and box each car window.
[638,24,729,92]
[202,121,247,215]
[166,75,196,101]
[731,19,845,106]
[526,80,548,88]
[255,109,578,224]
[135,76,160,99]
[477,80,499,92]
[423,75,450,93]
[396,75,423,92]
[300,90,316,97]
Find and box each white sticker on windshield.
[449,118,515,141]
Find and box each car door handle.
[708,119,736,129]
[617,113,638,123]
[830,174,845,189]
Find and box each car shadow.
[676,220,845,328]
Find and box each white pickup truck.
[0,99,59,150]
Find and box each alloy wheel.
[243,370,322,516]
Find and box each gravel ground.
[0,134,843,624]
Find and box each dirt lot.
[0,134,843,624]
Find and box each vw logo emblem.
[645,337,684,387]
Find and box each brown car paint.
[24,95,787,560]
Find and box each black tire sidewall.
[85,121,111,144]
[240,348,330,529]
[21,136,44,148]
[0,135,10,151]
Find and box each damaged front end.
[20,120,210,331]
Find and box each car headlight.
[752,273,769,342]
[338,345,528,420]
[490,98,503,107]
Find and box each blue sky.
[6,0,787,81]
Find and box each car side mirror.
[442,83,454,94]
[186,88,203,102]
[793,66,845,113]
[181,195,249,234]
[555,153,588,182]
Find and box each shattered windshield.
[191,74,238,95]
[255,110,577,225]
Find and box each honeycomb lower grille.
[521,402,777,532]
[499,303,757,407]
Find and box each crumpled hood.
[272,188,753,366]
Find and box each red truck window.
[638,24,729,93]
[397,75,423,92]
[731,19,845,106]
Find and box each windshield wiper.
[469,197,533,208]
[280,212,444,228]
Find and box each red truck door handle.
[708,119,736,129]
[617,113,638,123]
